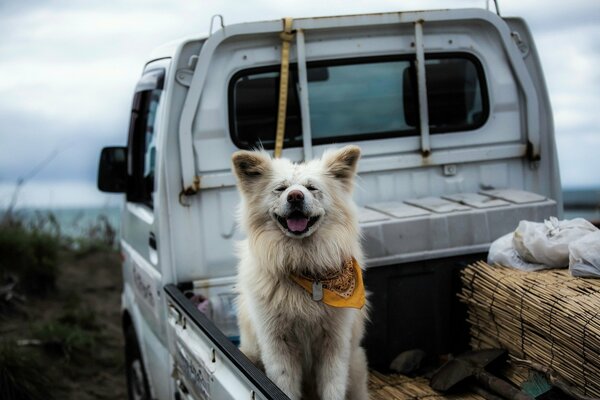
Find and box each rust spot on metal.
[304,11,405,20]
[178,176,202,206]
[421,150,431,163]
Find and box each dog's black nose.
[287,190,304,204]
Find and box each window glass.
[127,88,162,206]
[229,55,487,149]
[308,61,415,141]
[143,90,160,194]
[230,70,302,149]
[423,57,486,132]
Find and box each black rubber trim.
[135,68,165,92]
[164,284,290,400]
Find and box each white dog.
[231,145,369,400]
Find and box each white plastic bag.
[569,230,600,278]
[513,217,598,268]
[488,232,548,272]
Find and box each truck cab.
[98,7,561,399]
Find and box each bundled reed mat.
[368,371,484,400]
[460,261,600,398]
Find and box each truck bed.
[166,283,483,400]
[368,371,483,400]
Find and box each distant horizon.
[1,182,597,211]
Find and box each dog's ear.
[323,145,361,189]
[231,150,271,192]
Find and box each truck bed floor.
[368,370,484,400]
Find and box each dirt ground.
[1,248,127,399]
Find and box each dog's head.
[232,146,361,240]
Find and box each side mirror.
[98,146,127,193]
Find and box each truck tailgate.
[165,284,288,400]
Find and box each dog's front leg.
[259,331,302,400]
[316,313,354,400]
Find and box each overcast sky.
[0,0,598,209]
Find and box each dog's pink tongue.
[287,217,309,232]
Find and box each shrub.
[34,321,97,361]
[0,343,54,400]
[58,307,100,332]
[0,224,59,296]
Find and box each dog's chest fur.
[239,249,355,344]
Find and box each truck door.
[121,60,172,400]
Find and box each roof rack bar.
[296,29,313,161]
[209,14,225,36]
[486,0,501,16]
[414,20,431,158]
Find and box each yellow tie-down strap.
[291,258,366,309]
[274,17,294,159]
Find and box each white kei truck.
[97,6,562,400]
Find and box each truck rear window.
[228,54,487,149]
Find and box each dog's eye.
[306,185,318,192]
[274,186,287,192]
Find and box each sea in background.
[10,206,121,238]
[563,188,600,223]
[3,188,599,238]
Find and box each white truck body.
[98,7,561,400]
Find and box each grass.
[0,343,55,400]
[33,305,104,361]
[0,209,118,297]
[65,214,118,258]
[34,321,98,360]
[0,223,59,296]
[58,307,101,332]
[0,210,123,399]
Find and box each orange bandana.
[291,257,366,309]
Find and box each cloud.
[556,133,600,189]
[502,0,599,32]
[0,108,127,182]
[534,24,600,158]
[0,0,598,208]
[0,180,123,209]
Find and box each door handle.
[149,232,157,250]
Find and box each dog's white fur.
[232,146,369,400]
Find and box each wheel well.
[122,310,133,336]
[122,310,152,400]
